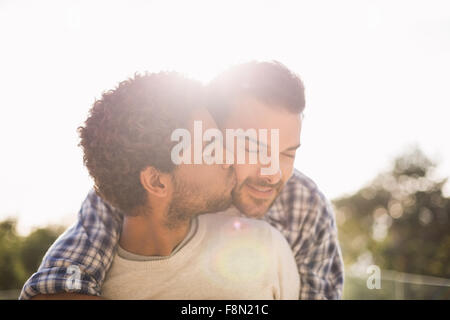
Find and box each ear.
[140,167,171,198]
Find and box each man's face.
[223,97,302,218]
[166,107,236,226]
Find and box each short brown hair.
[207,60,305,125]
[78,72,203,214]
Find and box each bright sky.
[1,0,449,234]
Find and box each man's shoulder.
[284,169,323,197]
[277,169,331,209]
[267,169,336,233]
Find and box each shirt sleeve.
[266,170,345,300]
[19,189,123,299]
[294,194,344,300]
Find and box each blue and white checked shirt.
[20,169,344,300]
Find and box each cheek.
[205,165,225,179]
[280,157,295,181]
[234,164,257,184]
[184,164,217,184]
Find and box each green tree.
[0,220,26,290]
[0,220,63,292]
[20,227,64,276]
[334,147,450,298]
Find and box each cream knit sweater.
[102,209,299,300]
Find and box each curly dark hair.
[207,60,305,126]
[78,72,203,215]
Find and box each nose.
[259,167,282,185]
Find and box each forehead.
[223,97,302,148]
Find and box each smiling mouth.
[245,183,275,198]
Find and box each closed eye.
[281,144,301,159]
[281,153,296,159]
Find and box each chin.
[232,190,276,218]
[238,200,272,218]
[243,210,267,219]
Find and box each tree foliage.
[334,147,450,278]
[0,221,63,291]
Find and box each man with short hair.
[20,61,344,300]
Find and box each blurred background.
[0,0,449,299]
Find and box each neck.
[119,205,191,257]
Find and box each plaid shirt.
[20,169,344,300]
